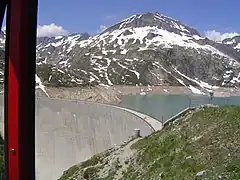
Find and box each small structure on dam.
[0,95,160,180]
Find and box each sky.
[2,0,240,41]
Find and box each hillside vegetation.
[59,106,240,180]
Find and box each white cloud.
[97,25,108,33]
[1,24,69,37]
[204,30,239,42]
[37,24,69,37]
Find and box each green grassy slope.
[60,106,240,180]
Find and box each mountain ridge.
[0,12,240,94]
[222,35,240,52]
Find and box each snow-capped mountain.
[222,35,240,52]
[1,12,240,93]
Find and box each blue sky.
[2,0,240,40]
[38,0,240,33]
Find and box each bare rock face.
[0,13,240,91]
[42,86,122,104]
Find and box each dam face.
[0,96,154,180]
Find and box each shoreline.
[1,85,240,104]
[112,85,240,97]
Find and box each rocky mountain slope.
[222,35,240,52]
[59,106,240,180]
[1,12,240,94]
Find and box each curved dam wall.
[0,96,155,180]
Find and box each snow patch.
[189,85,205,95]
[35,74,49,97]
[174,68,219,90]
[234,43,240,49]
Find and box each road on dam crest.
[0,96,161,180]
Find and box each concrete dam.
[0,96,161,180]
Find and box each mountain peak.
[103,12,200,37]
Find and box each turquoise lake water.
[119,94,240,122]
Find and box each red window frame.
[1,0,38,179]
